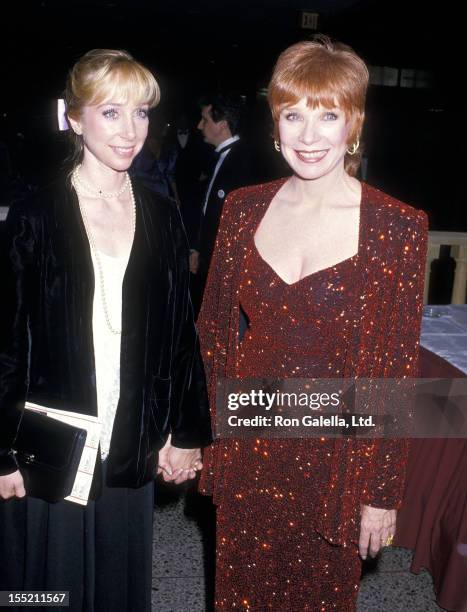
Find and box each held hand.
[0,470,26,500]
[166,446,203,484]
[157,434,173,478]
[157,436,203,484]
[189,250,200,274]
[359,504,396,560]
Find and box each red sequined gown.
[216,240,362,610]
[197,179,428,611]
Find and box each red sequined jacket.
[197,179,428,545]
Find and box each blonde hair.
[65,49,160,168]
[268,36,369,176]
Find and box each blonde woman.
[0,49,211,611]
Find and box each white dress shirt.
[202,135,240,215]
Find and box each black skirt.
[0,463,154,612]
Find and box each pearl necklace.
[74,164,130,199]
[71,169,136,335]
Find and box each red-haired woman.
[197,36,427,610]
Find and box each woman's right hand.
[0,470,26,500]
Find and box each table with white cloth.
[394,305,467,612]
[420,305,467,374]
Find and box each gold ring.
[384,534,394,546]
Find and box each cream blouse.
[90,249,129,459]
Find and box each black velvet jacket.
[0,178,212,494]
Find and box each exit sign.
[300,11,319,30]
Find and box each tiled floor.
[152,484,447,612]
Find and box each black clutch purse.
[10,409,87,503]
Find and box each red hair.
[268,36,369,176]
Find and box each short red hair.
[268,36,369,176]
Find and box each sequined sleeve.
[361,210,428,509]
[197,187,249,493]
[198,192,235,388]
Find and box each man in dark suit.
[173,113,214,247]
[190,93,254,315]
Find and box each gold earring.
[274,140,281,152]
[346,139,360,155]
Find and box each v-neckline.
[252,182,366,287]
